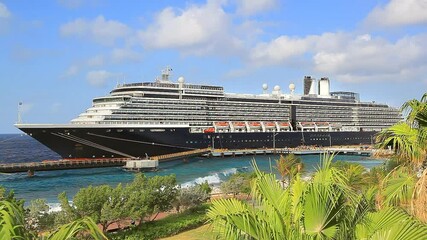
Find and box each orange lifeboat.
[264,122,276,128]
[204,127,215,133]
[215,122,229,127]
[279,122,290,127]
[249,122,261,126]
[301,122,315,126]
[232,122,246,129]
[315,122,329,126]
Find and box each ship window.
[117,129,123,132]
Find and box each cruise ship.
[15,68,401,159]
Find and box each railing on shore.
[206,146,373,158]
[0,158,130,175]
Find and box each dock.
[0,148,212,175]
[0,158,130,176]
[0,147,372,176]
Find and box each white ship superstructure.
[71,69,400,133]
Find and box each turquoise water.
[0,134,384,205]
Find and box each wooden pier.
[0,148,212,175]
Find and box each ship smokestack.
[318,77,330,96]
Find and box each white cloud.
[87,55,105,67]
[111,48,141,63]
[60,15,131,46]
[0,2,11,18]
[235,0,277,15]
[86,70,116,87]
[250,35,316,65]
[313,34,427,81]
[137,1,238,55]
[247,31,427,83]
[365,0,427,28]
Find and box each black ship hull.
[17,125,377,159]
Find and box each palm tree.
[376,93,427,166]
[0,199,107,240]
[376,93,427,222]
[275,153,303,188]
[207,154,427,239]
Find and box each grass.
[161,224,218,240]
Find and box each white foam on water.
[47,201,73,213]
[47,203,62,213]
[181,168,238,188]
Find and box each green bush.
[109,204,210,240]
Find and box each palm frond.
[207,198,277,240]
[355,207,427,240]
[47,216,107,240]
[376,122,424,165]
[0,200,30,239]
[381,168,416,208]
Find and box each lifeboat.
[279,122,290,127]
[215,122,229,128]
[315,122,330,127]
[232,122,246,128]
[301,122,316,127]
[248,122,262,128]
[263,122,276,129]
[204,127,215,133]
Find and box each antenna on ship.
[156,66,172,83]
[17,102,23,124]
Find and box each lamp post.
[211,135,215,150]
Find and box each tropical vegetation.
[207,93,427,239]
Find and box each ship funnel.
[309,79,316,95]
[303,76,312,95]
[304,76,316,95]
[318,77,330,96]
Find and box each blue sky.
[1,0,426,133]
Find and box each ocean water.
[0,134,384,205]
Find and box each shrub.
[108,204,210,240]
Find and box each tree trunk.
[151,212,160,221]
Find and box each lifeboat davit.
[204,127,215,133]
